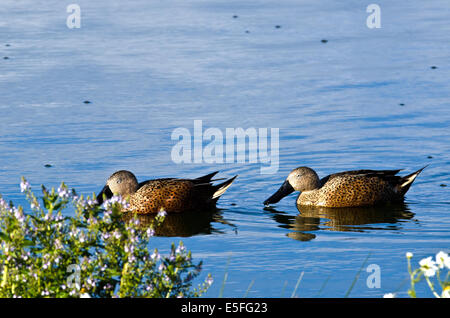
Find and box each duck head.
[96,170,139,205]
[263,167,320,205]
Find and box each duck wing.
[137,171,221,189]
[320,166,427,196]
[319,169,403,187]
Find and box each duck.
[96,170,237,214]
[263,166,427,208]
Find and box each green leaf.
[0,231,10,242]
[22,239,35,247]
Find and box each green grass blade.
[344,253,371,298]
[219,256,231,298]
[291,271,305,298]
[315,275,331,297]
[280,280,288,298]
[244,280,255,298]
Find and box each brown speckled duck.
[97,170,237,214]
[263,166,427,208]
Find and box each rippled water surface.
[1,0,449,297]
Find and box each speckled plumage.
[97,171,237,214]
[264,166,427,208]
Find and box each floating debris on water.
[44,164,52,168]
[430,66,438,69]
[233,15,238,19]
[440,184,447,187]
[83,100,91,104]
[399,103,405,106]
[275,25,281,29]
[427,155,433,159]
[3,56,9,60]
[321,39,328,43]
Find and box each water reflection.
[122,209,235,237]
[264,203,415,242]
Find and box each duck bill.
[263,180,295,205]
[96,185,113,205]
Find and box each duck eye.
[116,178,122,184]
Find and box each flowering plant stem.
[0,178,213,298]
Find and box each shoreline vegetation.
[0,179,212,298]
[0,179,448,298]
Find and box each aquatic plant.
[384,251,449,298]
[0,178,212,298]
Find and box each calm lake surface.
[1,0,449,297]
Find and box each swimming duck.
[97,170,237,214]
[263,166,427,208]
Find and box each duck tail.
[212,175,238,200]
[398,165,428,195]
[195,171,220,183]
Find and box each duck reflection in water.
[121,209,235,237]
[264,203,415,242]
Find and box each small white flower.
[0,198,8,209]
[383,293,395,298]
[150,251,160,261]
[419,256,438,277]
[102,195,129,210]
[30,202,40,210]
[20,180,30,192]
[176,244,186,254]
[157,209,167,218]
[435,251,450,270]
[80,293,91,298]
[43,212,53,221]
[406,252,413,259]
[146,228,155,237]
[12,207,24,223]
[57,187,70,199]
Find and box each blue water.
[1,0,449,297]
